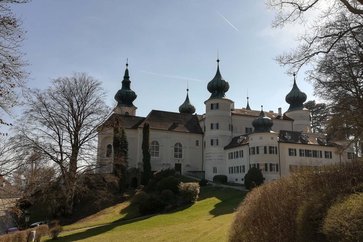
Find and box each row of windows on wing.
[207,123,253,134]
[251,163,279,173]
[250,146,278,155]
[288,148,333,159]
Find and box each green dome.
[252,107,273,133]
[179,89,196,114]
[285,74,307,112]
[207,59,229,99]
[115,63,137,107]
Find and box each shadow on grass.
[198,185,247,217]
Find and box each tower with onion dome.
[284,74,311,132]
[203,59,234,181]
[179,89,196,114]
[114,62,137,116]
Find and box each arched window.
[174,143,182,158]
[150,141,159,158]
[106,144,112,158]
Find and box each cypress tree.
[142,123,152,185]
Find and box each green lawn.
[46,186,245,242]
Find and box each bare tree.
[0,0,28,114]
[304,100,329,133]
[13,73,109,215]
[267,0,363,71]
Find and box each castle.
[96,60,354,185]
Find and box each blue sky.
[12,0,315,117]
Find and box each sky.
[11,0,316,118]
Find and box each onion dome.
[207,59,229,99]
[246,97,251,110]
[179,89,196,114]
[115,62,137,107]
[252,106,273,133]
[285,74,307,112]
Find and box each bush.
[160,189,177,204]
[230,162,363,242]
[199,178,208,186]
[132,190,149,205]
[146,169,177,191]
[322,193,363,241]
[244,167,264,190]
[213,175,227,184]
[48,220,62,240]
[138,194,166,215]
[178,182,200,204]
[156,176,180,194]
[0,225,49,242]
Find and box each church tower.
[114,62,137,116]
[284,74,311,132]
[204,59,234,180]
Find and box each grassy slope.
[49,186,245,242]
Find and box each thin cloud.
[217,11,240,32]
[141,70,204,83]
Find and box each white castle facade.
[96,60,354,185]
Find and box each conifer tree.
[142,123,151,185]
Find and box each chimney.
[278,107,282,116]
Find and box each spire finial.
[261,105,263,111]
[126,58,129,68]
[293,72,296,83]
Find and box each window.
[270,163,279,172]
[174,143,182,158]
[264,146,267,154]
[299,149,305,157]
[242,165,245,173]
[288,148,297,156]
[269,146,277,154]
[150,141,160,158]
[245,127,253,134]
[348,152,354,160]
[239,150,243,158]
[264,163,268,172]
[228,152,233,159]
[256,146,260,154]
[325,151,332,159]
[234,151,238,159]
[210,123,219,130]
[211,138,219,146]
[211,103,219,110]
[213,167,217,173]
[305,149,312,157]
[250,147,255,155]
[196,140,199,146]
[106,144,112,158]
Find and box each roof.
[141,110,203,134]
[278,130,333,146]
[99,113,145,130]
[224,135,249,150]
[232,108,286,120]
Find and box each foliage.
[322,193,363,241]
[303,100,328,133]
[230,161,363,242]
[178,182,200,204]
[156,176,180,194]
[12,73,109,215]
[244,167,264,190]
[113,127,128,189]
[0,224,49,242]
[212,175,227,184]
[145,169,177,192]
[48,220,62,240]
[141,123,151,185]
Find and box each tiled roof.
[141,110,203,134]
[98,113,145,130]
[278,130,332,146]
[232,108,284,119]
[224,135,249,150]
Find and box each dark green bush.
[138,194,166,215]
[244,167,264,190]
[160,189,177,204]
[145,169,177,192]
[156,176,180,194]
[322,193,363,241]
[213,175,227,184]
[178,182,200,204]
[132,190,149,205]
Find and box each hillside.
[47,186,245,242]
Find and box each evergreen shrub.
[244,167,264,190]
[179,182,200,204]
[213,175,227,184]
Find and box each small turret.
[179,89,196,114]
[246,97,251,110]
[252,106,273,133]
